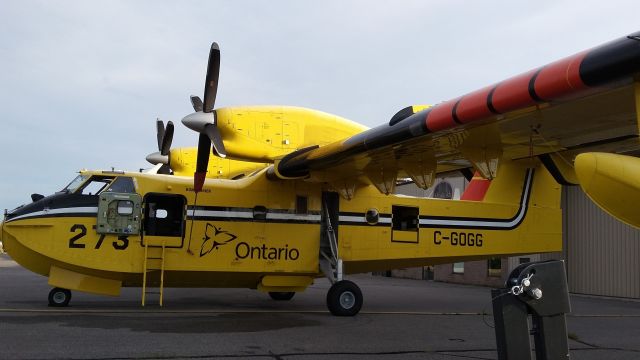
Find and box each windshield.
[77,176,115,195]
[61,175,89,193]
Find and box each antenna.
[186,192,199,255]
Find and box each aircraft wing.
[274,32,640,196]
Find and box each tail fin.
[461,172,491,201]
[480,159,561,211]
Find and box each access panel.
[96,192,142,235]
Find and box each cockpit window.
[62,175,89,193]
[105,177,136,193]
[77,176,115,195]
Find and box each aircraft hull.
[1,161,562,299]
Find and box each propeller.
[146,119,174,174]
[182,42,227,192]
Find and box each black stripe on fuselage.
[5,211,97,222]
[5,193,99,221]
[337,212,392,227]
[418,169,533,230]
[186,205,321,224]
[188,216,319,224]
[335,170,534,231]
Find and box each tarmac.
[1,253,639,360]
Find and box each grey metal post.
[492,260,571,360]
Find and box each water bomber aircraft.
[2,32,640,316]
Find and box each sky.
[1,0,639,211]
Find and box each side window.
[79,177,114,195]
[433,181,453,199]
[144,194,186,237]
[106,177,136,193]
[392,205,419,232]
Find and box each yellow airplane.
[2,33,640,316]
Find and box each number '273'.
[68,224,128,250]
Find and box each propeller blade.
[203,42,220,113]
[158,164,172,174]
[161,121,174,155]
[156,119,165,151]
[194,133,211,192]
[190,95,204,112]
[204,123,226,158]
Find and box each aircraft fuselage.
[1,160,562,298]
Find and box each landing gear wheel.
[326,280,362,316]
[48,287,71,307]
[268,292,296,301]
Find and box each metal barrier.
[492,260,571,360]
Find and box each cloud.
[0,0,639,209]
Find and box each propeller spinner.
[182,42,227,192]
[146,119,174,174]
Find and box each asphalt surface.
[1,253,639,360]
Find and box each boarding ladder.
[141,239,166,306]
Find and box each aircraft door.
[97,192,142,235]
[142,193,186,248]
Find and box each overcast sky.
[1,0,639,210]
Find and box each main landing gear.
[326,279,363,316]
[48,287,72,307]
[320,206,363,316]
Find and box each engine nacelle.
[169,147,267,179]
[215,106,367,162]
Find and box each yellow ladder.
[141,239,166,306]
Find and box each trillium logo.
[200,223,238,257]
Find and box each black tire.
[48,287,71,307]
[268,291,295,301]
[326,280,363,316]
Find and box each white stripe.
[338,215,363,223]
[419,170,532,229]
[339,215,392,224]
[191,210,253,219]
[9,207,98,221]
[266,213,321,222]
[190,209,321,222]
